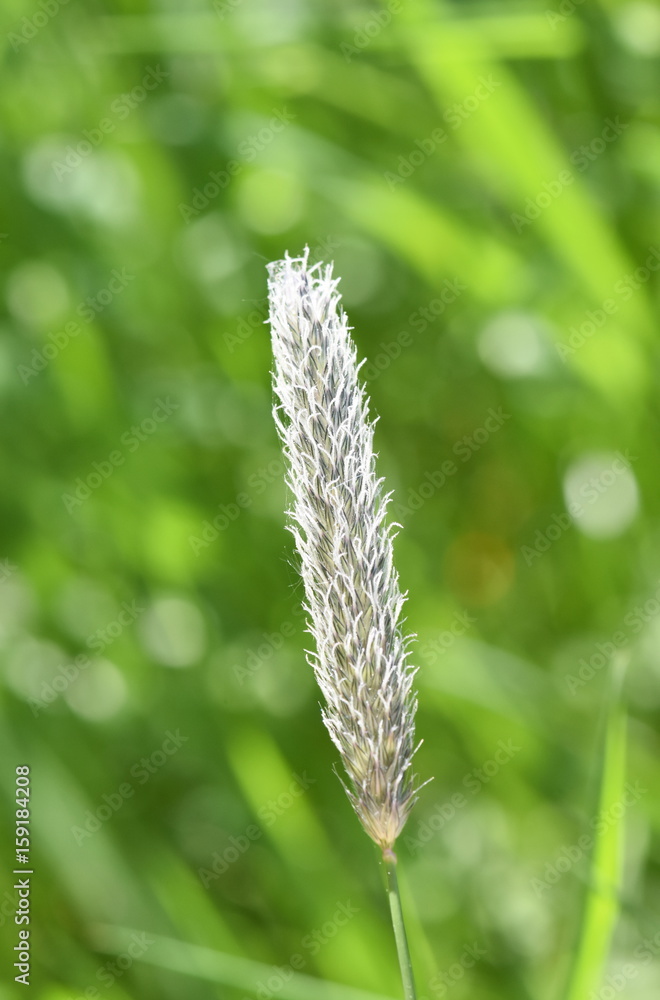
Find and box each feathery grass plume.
[267,249,424,856]
[268,250,425,996]
[268,251,424,996]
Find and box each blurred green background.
[1,1,660,998]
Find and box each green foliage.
[1,2,659,999]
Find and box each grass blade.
[562,653,628,1000]
[91,926,397,1000]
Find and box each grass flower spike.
[268,250,425,998]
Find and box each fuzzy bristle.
[267,249,424,853]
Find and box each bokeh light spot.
[145,93,206,146]
[7,260,70,328]
[55,576,117,643]
[478,311,553,378]
[446,532,515,606]
[139,594,207,667]
[236,169,303,234]
[615,1,660,54]
[64,659,128,721]
[563,451,639,538]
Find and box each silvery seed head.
[267,249,425,856]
